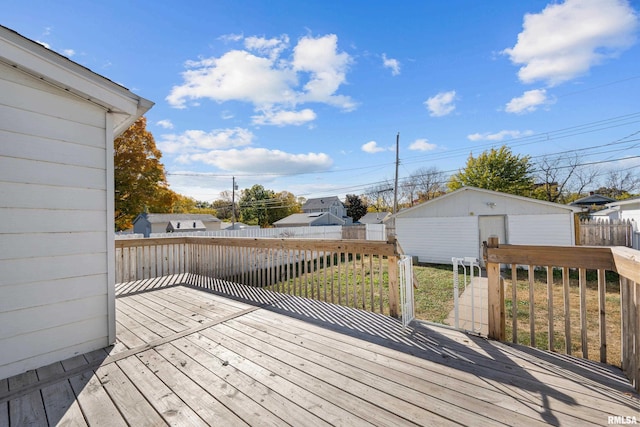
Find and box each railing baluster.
[579,268,588,359]
[528,265,535,348]
[598,268,607,363]
[563,266,572,355]
[547,266,554,353]
[511,264,517,344]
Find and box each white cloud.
[361,141,391,153]
[505,89,554,114]
[244,35,289,60]
[166,33,356,119]
[36,40,51,49]
[187,147,333,174]
[218,33,244,43]
[62,49,75,57]
[425,91,457,117]
[382,53,400,76]
[408,139,437,151]
[467,129,535,141]
[292,34,356,109]
[503,0,639,86]
[252,108,317,126]
[158,127,254,154]
[156,119,174,129]
[166,50,297,109]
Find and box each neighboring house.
[394,187,580,265]
[600,197,640,231]
[166,220,207,233]
[570,192,616,211]
[302,196,347,218]
[0,26,152,379]
[133,213,222,237]
[273,212,346,228]
[358,212,392,225]
[220,222,258,230]
[590,207,620,221]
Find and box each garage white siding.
[394,187,578,265]
[396,216,478,264]
[508,214,574,246]
[0,62,111,379]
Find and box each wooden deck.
[1,275,638,426]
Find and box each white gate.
[451,257,484,334]
[399,255,415,328]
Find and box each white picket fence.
[116,224,388,241]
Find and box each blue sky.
[4,0,640,202]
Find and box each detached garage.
[0,26,152,379]
[395,187,579,265]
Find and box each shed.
[358,211,391,225]
[394,187,579,265]
[273,212,346,227]
[133,213,221,237]
[0,26,153,380]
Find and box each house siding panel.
[396,216,478,264]
[508,214,574,246]
[0,64,110,380]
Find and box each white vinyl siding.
[508,214,574,246]
[0,62,110,379]
[396,216,478,264]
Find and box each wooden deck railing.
[485,237,640,392]
[115,236,401,316]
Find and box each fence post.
[485,236,505,341]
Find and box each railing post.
[485,236,505,341]
[388,255,399,318]
[387,235,399,318]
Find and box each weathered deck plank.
[95,362,167,427]
[225,315,548,426]
[154,342,286,427]
[37,362,87,427]
[1,280,637,426]
[0,379,7,427]
[7,371,46,427]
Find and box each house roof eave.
[0,25,153,135]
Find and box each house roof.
[358,212,391,224]
[135,213,221,224]
[605,196,640,208]
[0,25,153,135]
[167,220,207,231]
[273,212,346,226]
[570,194,616,206]
[302,196,343,211]
[394,186,580,218]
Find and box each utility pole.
[232,176,238,229]
[393,132,400,214]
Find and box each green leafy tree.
[114,117,176,230]
[345,194,368,222]
[272,191,301,222]
[239,186,301,226]
[448,146,533,196]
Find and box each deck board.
[37,362,87,427]
[1,278,638,426]
[0,380,7,427]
